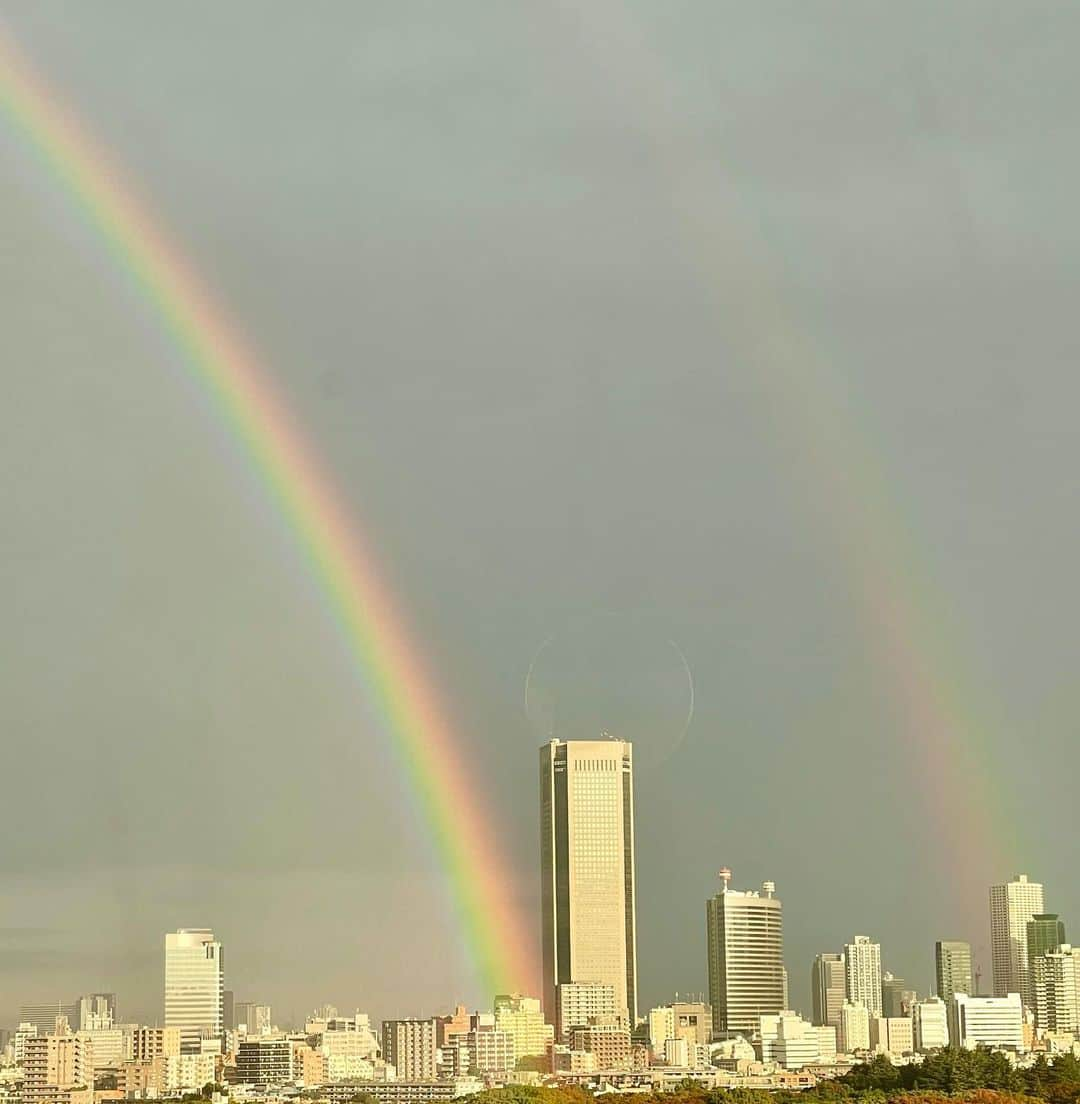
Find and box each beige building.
[707,872,786,1036]
[646,1001,710,1058]
[164,929,224,1053]
[381,1019,436,1081]
[492,994,553,1068]
[130,1027,181,1063]
[568,1017,631,1070]
[292,1043,328,1087]
[990,874,1044,1007]
[540,739,638,1026]
[20,1019,94,1104]
[870,1016,914,1056]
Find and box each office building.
[164,929,225,1053]
[462,1014,514,1074]
[706,871,785,1036]
[949,993,1025,1051]
[540,739,639,1025]
[131,1027,181,1062]
[157,1053,216,1093]
[18,1006,78,1038]
[492,994,553,1068]
[839,1002,870,1053]
[990,874,1044,1006]
[382,1019,436,1081]
[321,1029,378,1081]
[811,954,845,1030]
[913,997,950,1051]
[870,1016,914,1056]
[236,1037,292,1085]
[74,995,116,1032]
[1027,915,1066,969]
[881,973,916,1018]
[758,1012,837,1069]
[1032,945,1080,1034]
[555,983,618,1042]
[935,941,973,1000]
[646,1001,710,1059]
[567,1017,632,1070]
[843,936,882,1016]
[20,1018,93,1104]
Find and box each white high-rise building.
[839,1001,870,1053]
[540,740,638,1026]
[1032,945,1080,1034]
[811,954,846,1030]
[706,872,785,1037]
[990,874,1044,1007]
[949,992,1024,1051]
[913,997,950,1051]
[844,936,883,1017]
[164,929,225,1053]
[555,983,618,1043]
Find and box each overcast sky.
[2,1,1079,1029]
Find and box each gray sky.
[2,1,1079,1028]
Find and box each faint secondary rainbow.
[555,1,1022,917]
[0,26,535,996]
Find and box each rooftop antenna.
[718,867,732,891]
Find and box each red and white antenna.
[718,867,732,890]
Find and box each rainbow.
[0,25,535,996]
[562,0,1023,927]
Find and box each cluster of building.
[3,741,1078,1103]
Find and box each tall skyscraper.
[1027,914,1066,967]
[1032,944,1080,1034]
[935,941,973,1000]
[811,953,845,1030]
[989,874,1044,1006]
[540,739,638,1025]
[881,972,916,1017]
[164,929,224,1053]
[844,936,883,1016]
[706,870,786,1037]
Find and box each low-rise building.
[870,1017,913,1056]
[949,993,1025,1051]
[320,1079,482,1104]
[567,1017,631,1070]
[759,1012,836,1069]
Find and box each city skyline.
[4,0,1080,1036]
[3,739,1057,1034]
